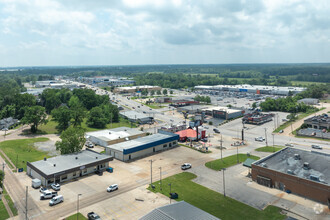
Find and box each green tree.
[150,90,155,96]
[170,90,173,94]
[21,106,48,133]
[55,127,85,154]
[87,107,107,128]
[68,96,86,127]
[156,90,161,95]
[163,89,168,95]
[51,106,72,132]
[252,102,257,109]
[0,170,4,188]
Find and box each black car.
[213,128,220,133]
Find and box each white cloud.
[0,0,329,66]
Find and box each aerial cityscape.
[0,1,329,220]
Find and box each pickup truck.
[40,190,58,200]
[87,212,101,220]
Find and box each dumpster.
[106,167,113,173]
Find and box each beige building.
[114,85,161,94]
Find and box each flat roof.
[86,127,145,142]
[106,131,179,154]
[253,148,330,185]
[116,85,160,90]
[195,84,306,92]
[28,150,112,177]
[206,106,242,113]
[178,105,208,110]
[140,201,220,220]
[120,111,152,120]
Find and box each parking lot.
[16,145,213,219]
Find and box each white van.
[49,195,63,206]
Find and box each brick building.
[251,148,330,206]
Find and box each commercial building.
[35,80,77,89]
[176,105,208,114]
[298,98,319,105]
[0,117,19,130]
[160,124,187,133]
[195,84,306,96]
[242,112,273,125]
[104,131,179,161]
[176,128,206,141]
[205,106,244,120]
[26,149,113,186]
[120,111,154,124]
[140,201,220,220]
[252,148,330,205]
[170,99,200,107]
[86,127,146,147]
[304,114,330,130]
[80,76,135,86]
[155,97,172,103]
[114,85,161,94]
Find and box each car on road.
[255,137,265,142]
[213,128,220,133]
[311,145,322,149]
[279,130,283,133]
[88,212,101,220]
[107,184,118,192]
[51,183,61,191]
[143,111,146,114]
[204,126,209,129]
[285,143,294,147]
[181,163,192,170]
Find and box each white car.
[285,143,294,147]
[107,184,118,192]
[181,163,192,170]
[255,137,265,142]
[51,183,61,191]
[311,145,322,150]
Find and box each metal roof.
[253,148,330,184]
[243,158,256,168]
[140,201,220,220]
[106,131,179,154]
[28,150,112,176]
[86,127,145,142]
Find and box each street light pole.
[222,169,226,197]
[159,167,162,191]
[272,133,275,152]
[149,160,153,185]
[168,183,172,204]
[220,134,223,161]
[264,128,268,146]
[77,193,82,220]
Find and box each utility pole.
[264,128,268,146]
[25,186,28,220]
[272,133,275,152]
[149,160,153,185]
[222,169,226,197]
[168,183,172,204]
[159,167,162,191]
[220,134,223,161]
[236,145,239,164]
[16,154,18,171]
[77,194,82,220]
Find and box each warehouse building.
[176,105,208,114]
[27,149,113,186]
[242,112,273,125]
[195,84,305,96]
[298,98,319,105]
[114,85,161,94]
[252,148,330,205]
[120,111,154,124]
[86,127,146,147]
[105,131,179,161]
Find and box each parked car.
[255,137,265,142]
[49,195,63,206]
[107,184,118,192]
[88,212,101,220]
[39,187,48,193]
[181,163,192,170]
[51,183,61,191]
[213,128,220,133]
[311,145,322,149]
[40,190,58,200]
[85,142,94,148]
[279,130,284,133]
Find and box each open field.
[147,172,285,220]
[0,138,50,171]
[38,116,135,134]
[255,146,284,152]
[205,154,260,171]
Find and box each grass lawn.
[147,172,285,220]
[65,213,87,220]
[3,187,17,216]
[255,146,284,152]
[291,81,327,86]
[145,103,166,109]
[38,116,136,134]
[0,138,50,171]
[205,154,260,171]
[273,108,324,133]
[0,200,10,220]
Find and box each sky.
[0,0,329,66]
